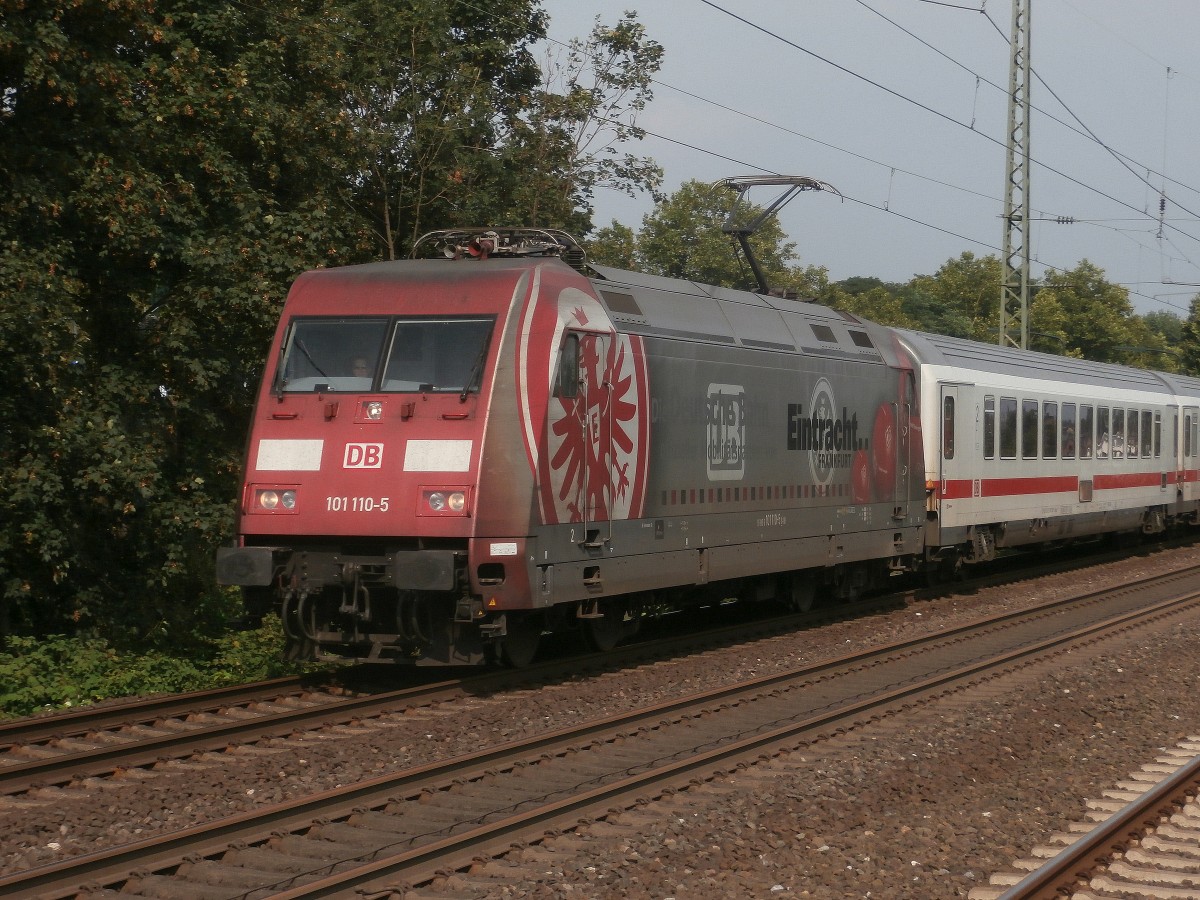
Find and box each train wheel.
[584,604,626,652]
[498,613,541,668]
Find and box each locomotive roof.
[896,328,1200,398]
[587,263,888,364]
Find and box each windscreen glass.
[276,316,494,394]
[277,318,389,392]
[382,318,494,393]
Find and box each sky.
[538,1,1200,317]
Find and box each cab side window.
[556,334,579,399]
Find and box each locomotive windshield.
[276,316,495,394]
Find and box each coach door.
[938,384,971,502]
[1184,407,1200,504]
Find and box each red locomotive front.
[218,234,591,665]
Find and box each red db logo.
[343,443,383,468]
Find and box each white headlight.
[428,491,447,511]
[281,490,297,509]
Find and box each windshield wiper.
[296,339,328,379]
[460,337,491,402]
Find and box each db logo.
[343,443,384,468]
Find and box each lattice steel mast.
[999,0,1032,349]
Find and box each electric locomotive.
[217,228,927,665]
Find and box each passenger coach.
[901,330,1200,572]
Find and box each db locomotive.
[216,227,1200,665]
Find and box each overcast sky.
[538,1,1200,317]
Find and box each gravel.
[4,544,1200,899]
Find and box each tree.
[495,12,665,232]
[908,252,1002,343]
[897,283,974,338]
[342,0,550,258]
[820,284,916,330]
[1180,297,1200,376]
[1143,310,1184,346]
[1032,261,1145,364]
[588,220,639,268]
[0,0,548,642]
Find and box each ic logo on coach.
[343,443,384,468]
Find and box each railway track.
[0,592,903,800]
[6,562,1200,899]
[973,737,1200,899]
[0,674,474,797]
[0,538,1175,801]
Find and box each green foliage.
[587,220,639,268]
[0,619,311,719]
[908,252,1002,342]
[1180,298,1200,376]
[0,0,548,644]
[820,284,917,329]
[1143,310,1184,346]
[343,0,550,256]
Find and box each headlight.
[251,486,299,513]
[365,401,383,420]
[421,488,469,516]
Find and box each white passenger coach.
[900,330,1200,568]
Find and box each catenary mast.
[999,0,1032,349]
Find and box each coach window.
[1144,410,1155,457]
[1097,407,1110,458]
[1042,402,1058,459]
[1127,410,1141,458]
[983,396,996,459]
[1061,402,1077,459]
[1021,399,1039,459]
[1080,405,1094,459]
[1000,397,1018,459]
[943,396,955,459]
[1112,409,1126,458]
